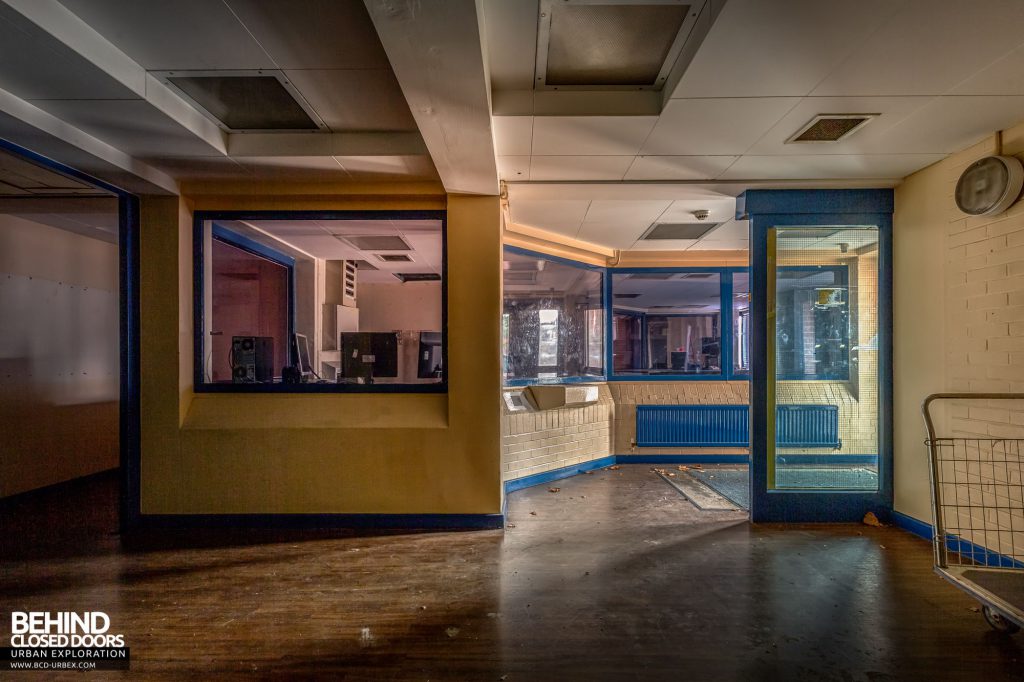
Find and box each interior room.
[4,0,1024,678]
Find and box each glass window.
[195,212,446,392]
[775,267,849,380]
[610,272,722,376]
[502,248,604,384]
[733,272,750,375]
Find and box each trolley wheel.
[982,605,1021,634]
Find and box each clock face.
[955,156,1014,216]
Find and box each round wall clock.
[954,155,1024,217]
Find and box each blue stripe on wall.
[504,457,617,494]
[892,511,1023,568]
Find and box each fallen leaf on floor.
[608,465,621,470]
[677,465,688,471]
[446,627,460,638]
[667,473,676,477]
[548,487,560,493]
[970,606,980,613]
[585,471,594,475]
[862,511,883,527]
[692,464,703,469]
[506,523,516,529]
[529,511,537,516]
[880,545,886,549]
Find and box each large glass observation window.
[503,248,603,384]
[195,211,446,393]
[610,271,722,376]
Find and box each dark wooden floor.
[2,466,1023,680]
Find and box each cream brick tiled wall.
[501,384,613,481]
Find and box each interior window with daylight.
[502,249,604,384]
[611,272,722,376]
[197,214,445,391]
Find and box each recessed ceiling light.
[786,114,878,144]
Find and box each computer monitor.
[292,333,313,379]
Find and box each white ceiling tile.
[659,198,738,224]
[28,100,223,158]
[224,0,390,70]
[687,239,749,251]
[141,156,250,182]
[811,0,1024,96]
[720,154,946,180]
[641,99,799,156]
[528,156,633,181]
[624,155,738,180]
[58,0,274,70]
[497,156,531,181]
[744,96,933,155]
[952,43,1024,95]
[336,155,438,182]
[576,222,647,250]
[0,12,137,100]
[283,70,416,132]
[703,219,748,240]
[493,116,533,156]
[510,199,591,227]
[531,116,657,156]
[671,0,897,98]
[629,239,699,251]
[867,96,1024,154]
[584,200,672,224]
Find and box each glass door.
[744,190,893,522]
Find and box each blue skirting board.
[886,511,1022,569]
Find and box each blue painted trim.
[134,513,504,531]
[892,512,1024,569]
[503,244,605,271]
[212,223,296,267]
[615,454,750,464]
[607,373,729,381]
[503,456,617,494]
[193,210,448,394]
[118,195,141,531]
[892,511,933,540]
[745,189,894,523]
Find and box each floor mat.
[685,465,881,511]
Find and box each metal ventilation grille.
[165,74,318,131]
[341,235,412,251]
[504,270,539,284]
[352,259,378,271]
[642,222,719,240]
[788,115,877,143]
[394,273,441,283]
[376,254,413,263]
[537,1,694,90]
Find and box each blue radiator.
[635,404,840,449]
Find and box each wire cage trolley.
[923,393,1024,634]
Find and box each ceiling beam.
[365,0,498,195]
[227,132,428,158]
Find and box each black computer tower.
[231,336,274,383]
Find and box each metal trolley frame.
[923,393,1024,633]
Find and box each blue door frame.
[741,189,894,522]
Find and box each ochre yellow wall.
[138,190,502,515]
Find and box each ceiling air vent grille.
[341,235,412,251]
[376,254,413,263]
[641,222,719,240]
[159,71,323,132]
[394,273,441,283]
[787,114,878,143]
[504,271,539,284]
[536,1,699,91]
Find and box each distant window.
[733,272,750,374]
[610,271,722,376]
[502,248,604,384]
[195,211,446,392]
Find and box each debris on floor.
[529,511,537,516]
[608,465,621,470]
[862,511,884,527]
[548,487,560,493]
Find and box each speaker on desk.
[231,336,274,383]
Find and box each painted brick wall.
[501,384,613,481]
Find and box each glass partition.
[503,248,604,384]
[733,272,750,376]
[610,271,722,376]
